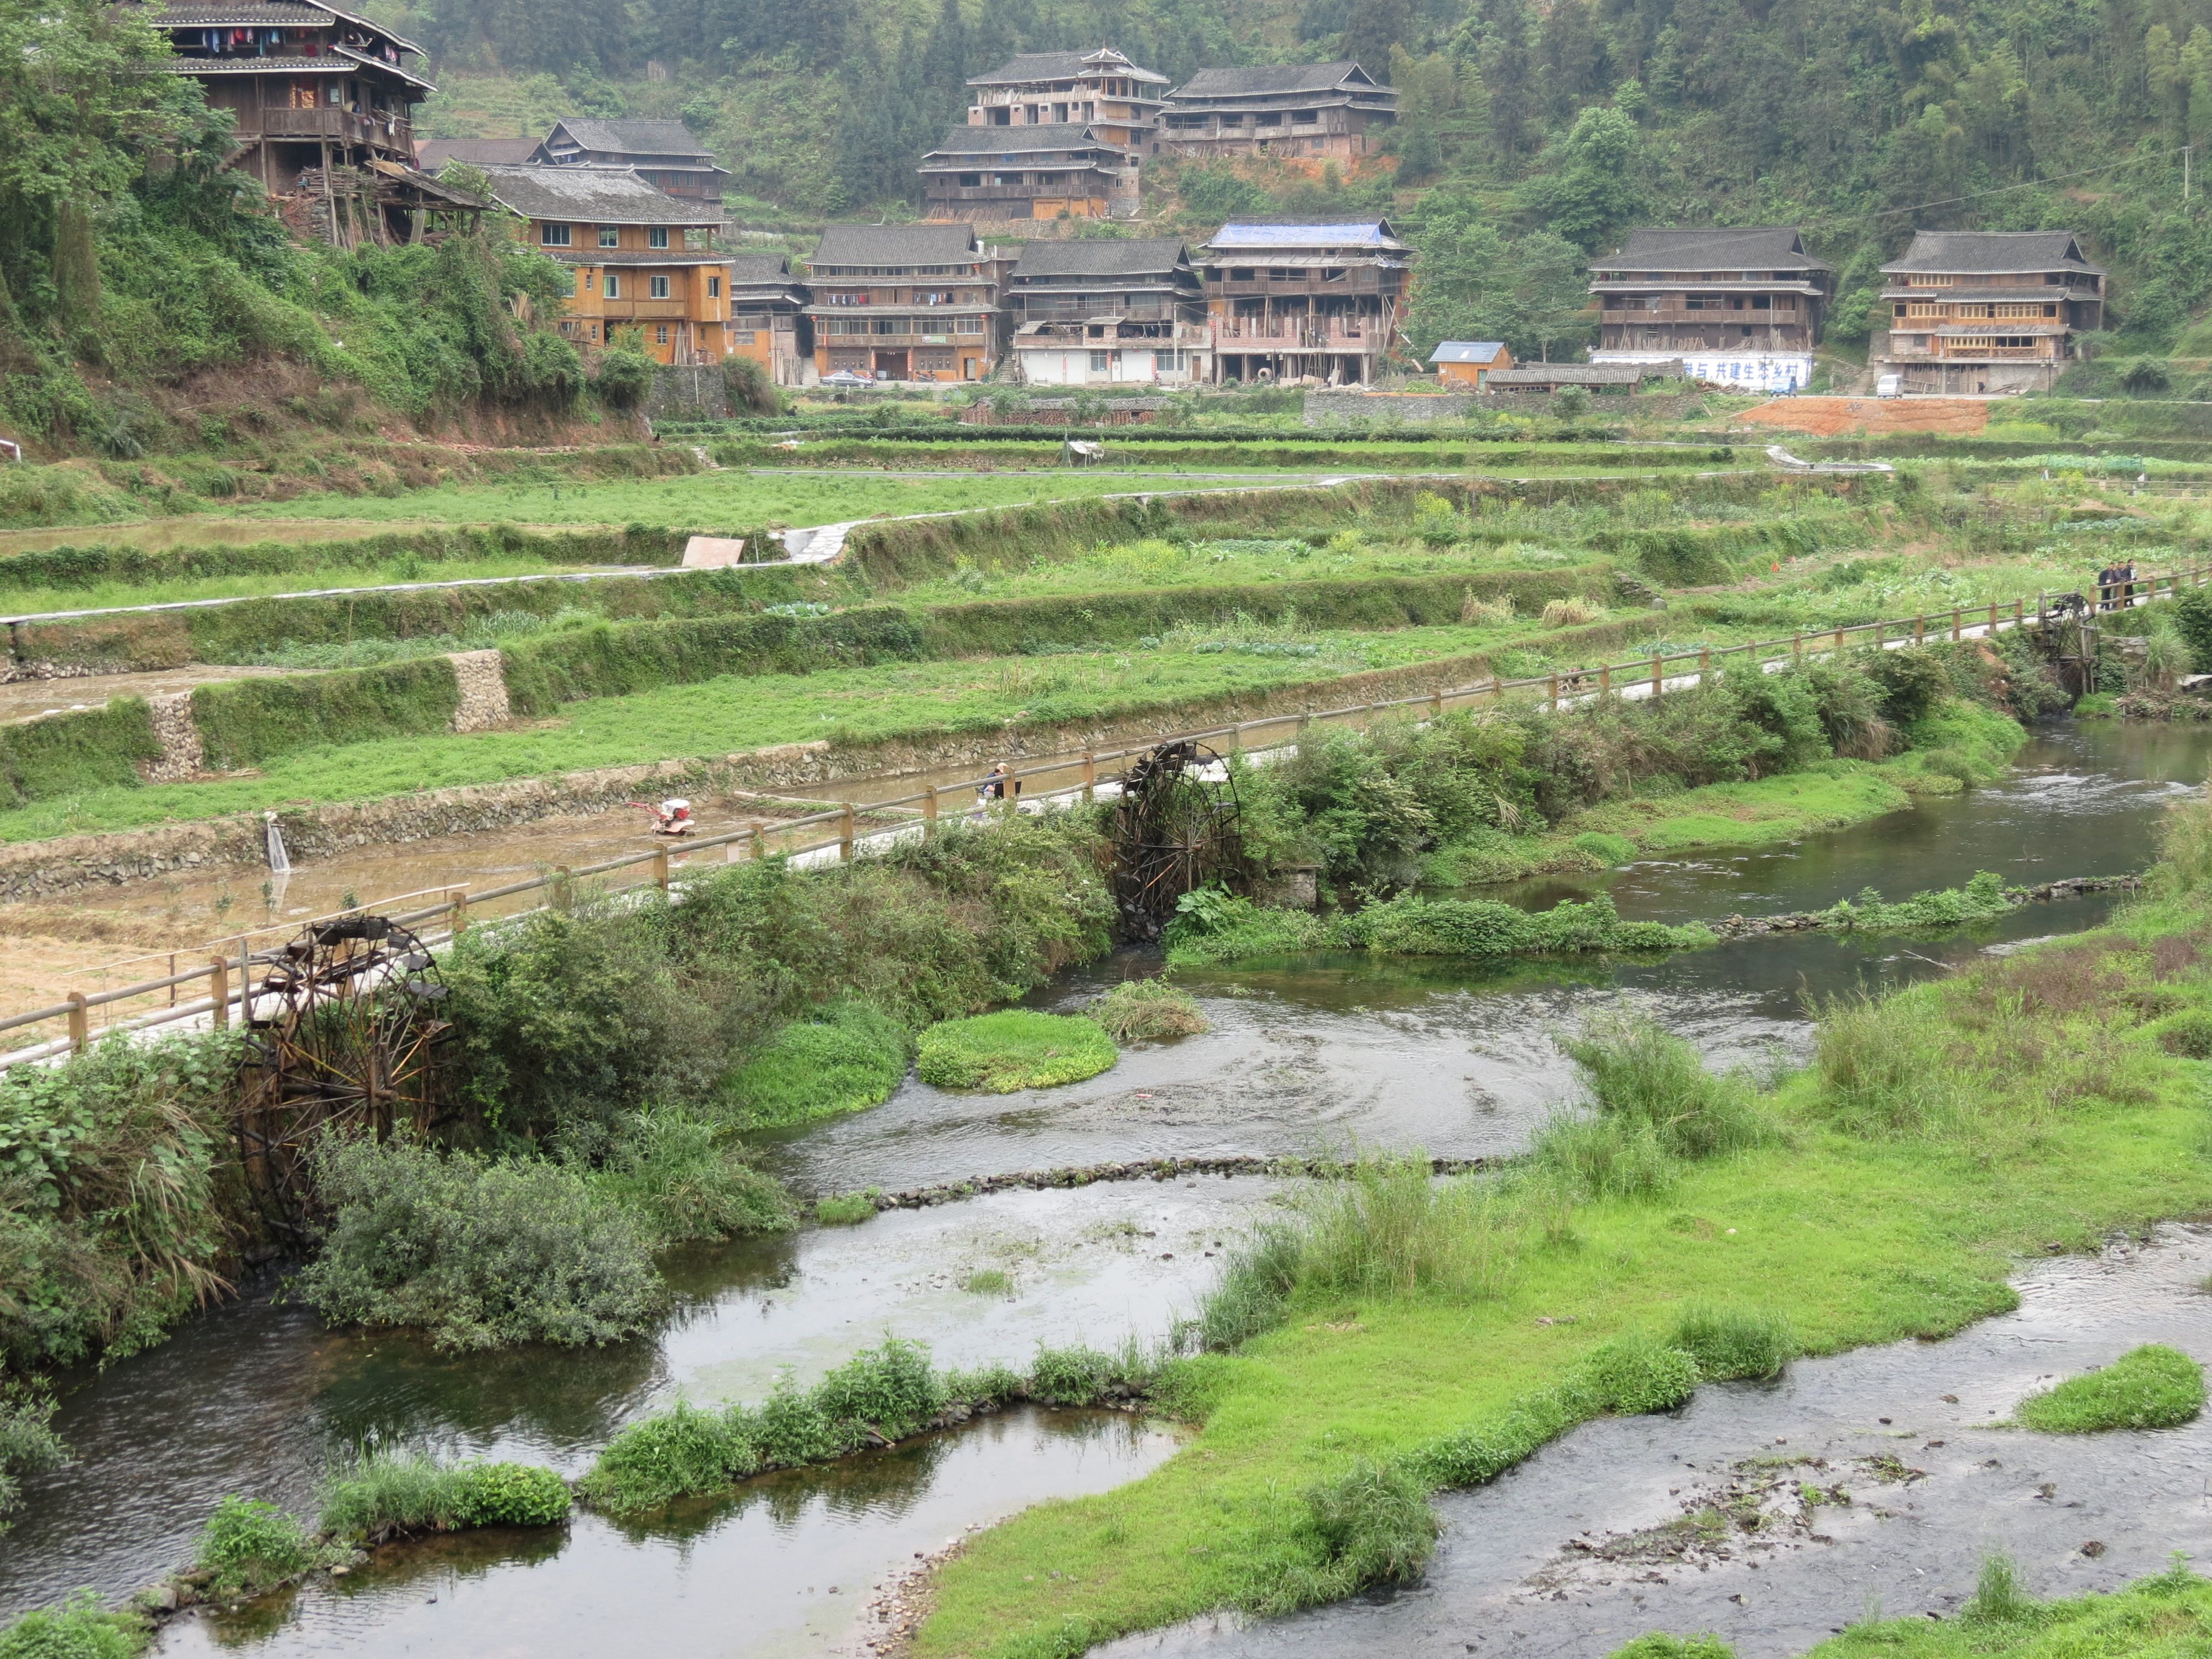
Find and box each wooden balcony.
[1208,271,1387,295]
[236,107,412,152]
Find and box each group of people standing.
[2096,558,2140,612]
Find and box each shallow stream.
[0,718,2204,1657]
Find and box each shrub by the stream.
[0,1590,143,1659]
[1163,893,1328,967]
[0,1384,67,1535]
[1606,1637,1736,1659]
[1091,979,1209,1041]
[2015,1344,2206,1432]
[1537,1016,1772,1199]
[1347,894,1707,960]
[724,1001,910,1129]
[294,1139,665,1352]
[916,1011,1117,1093]
[194,1495,319,1601]
[1572,1332,1701,1415]
[586,1107,794,1245]
[0,1033,237,1373]
[317,1448,570,1542]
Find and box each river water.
[0,718,2204,1657]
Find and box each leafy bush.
[0,1590,143,1659]
[916,1011,1117,1092]
[1571,1332,1702,1415]
[194,1495,317,1600]
[294,1138,666,1352]
[1351,893,1705,960]
[316,1448,570,1541]
[0,1032,236,1372]
[1163,894,1328,967]
[2015,1344,2205,1432]
[587,1107,794,1245]
[724,1001,910,1128]
[1091,980,1209,1041]
[1863,648,1952,727]
[1671,1305,1794,1381]
[592,348,656,410]
[0,1384,67,1533]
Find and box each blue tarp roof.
[1209,221,1392,247]
[1430,341,1506,364]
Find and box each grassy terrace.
[915,874,2212,1659]
[0,611,1615,843]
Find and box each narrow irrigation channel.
[0,718,2201,1659]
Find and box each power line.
[1796,144,2193,234]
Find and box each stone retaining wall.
[143,692,204,784]
[646,364,731,422]
[448,650,510,733]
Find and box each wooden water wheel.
[233,915,455,1239]
[1110,739,1249,939]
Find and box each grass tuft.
[194,1495,320,1602]
[2015,1344,2206,1433]
[1091,980,1210,1042]
[1961,1553,2038,1624]
[813,1191,883,1226]
[316,1447,570,1542]
[916,1011,1117,1093]
[1670,1303,1794,1381]
[1252,1458,1438,1617]
[1608,1637,1738,1659]
[0,1590,144,1659]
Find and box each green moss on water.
[2015,1344,2206,1432]
[915,1011,1117,1093]
[725,1002,911,1130]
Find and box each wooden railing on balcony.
[236,107,411,152]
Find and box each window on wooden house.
[648,227,670,249]
[650,275,670,299]
[541,223,571,246]
[604,272,620,298]
[707,276,721,298]
[598,226,618,247]
[656,325,670,345]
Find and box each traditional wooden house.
[726,254,812,387]
[1159,63,1396,161]
[534,119,730,202]
[1875,232,2106,395]
[478,165,730,364]
[142,0,468,243]
[1004,239,1209,386]
[965,49,1166,152]
[1587,228,1831,393]
[804,224,1006,383]
[1428,341,1512,387]
[1197,219,1410,385]
[919,123,1136,222]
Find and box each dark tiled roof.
[727,254,795,282]
[1489,364,1645,387]
[924,123,1118,156]
[1881,231,2105,276]
[542,249,729,266]
[968,49,1166,86]
[809,223,983,267]
[1169,61,1380,98]
[477,164,716,225]
[157,54,347,71]
[417,138,541,168]
[545,118,714,160]
[151,4,333,26]
[1010,238,1190,278]
[1589,227,1832,273]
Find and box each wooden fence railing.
[0,565,2196,1072]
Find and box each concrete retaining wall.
[1304,389,1704,425]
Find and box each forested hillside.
[395,0,2212,363]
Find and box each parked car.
[823,369,874,388]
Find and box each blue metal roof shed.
[1429,342,1507,364]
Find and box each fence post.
[1651,656,1662,698]
[1791,630,1802,664]
[209,957,229,1031]
[236,938,249,1018]
[1874,620,1884,652]
[1081,753,1096,803]
[1949,607,1960,641]
[1698,647,1710,681]
[449,888,469,936]
[1430,688,1444,718]
[1987,601,1998,634]
[1547,672,1559,712]
[839,802,857,862]
[1914,614,1925,644]
[750,821,767,863]
[2037,592,2046,625]
[1833,626,1845,658]
[2014,598,2023,628]
[652,846,670,891]
[924,788,940,837]
[65,993,87,1055]
[552,867,573,911]
[1599,662,1611,696]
